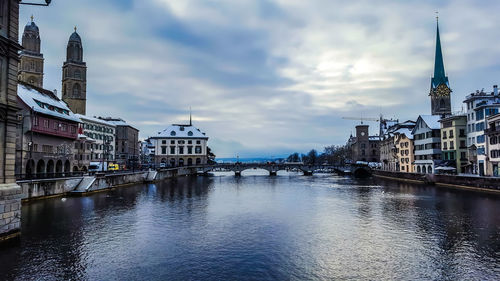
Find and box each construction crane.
[342,115,399,136]
[342,116,379,124]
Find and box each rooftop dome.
[24,21,39,34]
[69,31,82,43]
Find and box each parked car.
[108,163,119,171]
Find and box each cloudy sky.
[20,0,500,158]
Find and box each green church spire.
[431,18,448,88]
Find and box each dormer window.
[188,131,193,136]
[180,127,185,131]
[170,131,176,136]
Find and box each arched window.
[428,166,432,174]
[73,83,81,97]
[422,166,427,173]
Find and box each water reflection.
[0,173,498,280]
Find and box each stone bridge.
[196,163,372,178]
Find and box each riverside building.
[98,117,139,169]
[347,124,380,163]
[412,115,442,174]
[485,113,500,176]
[75,114,116,164]
[439,115,467,174]
[463,86,500,175]
[16,82,81,177]
[152,121,209,167]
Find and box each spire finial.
[189,107,192,126]
[74,25,77,32]
[30,15,34,22]
[435,11,439,22]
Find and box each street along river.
[0,170,499,280]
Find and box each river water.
[0,171,499,280]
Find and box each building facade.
[16,82,81,178]
[62,28,87,115]
[395,131,414,173]
[152,123,209,167]
[485,113,500,176]
[439,115,467,173]
[98,117,139,169]
[412,115,442,174]
[18,17,43,88]
[463,86,500,175]
[75,114,115,164]
[140,138,156,167]
[379,121,415,172]
[347,125,380,163]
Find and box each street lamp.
[19,0,51,6]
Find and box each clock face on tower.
[435,84,451,97]
[361,132,366,136]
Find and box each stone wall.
[18,177,83,200]
[0,184,22,242]
[373,170,500,193]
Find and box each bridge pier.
[269,171,277,176]
[235,171,242,177]
[303,171,313,176]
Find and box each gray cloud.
[19,0,500,157]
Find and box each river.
[0,170,499,280]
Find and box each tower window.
[73,83,81,97]
[75,70,81,79]
[439,99,445,109]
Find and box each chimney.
[494,85,498,96]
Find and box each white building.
[151,123,209,167]
[463,85,500,175]
[75,114,116,163]
[412,115,442,174]
[485,113,500,176]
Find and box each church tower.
[429,17,452,116]
[62,27,87,115]
[18,16,44,88]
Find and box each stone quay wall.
[0,184,22,242]
[373,170,500,194]
[17,177,82,200]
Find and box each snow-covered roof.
[394,128,414,139]
[98,117,138,130]
[369,136,381,141]
[17,83,81,123]
[419,115,442,130]
[153,124,208,139]
[74,114,116,127]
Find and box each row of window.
[84,131,113,142]
[83,123,114,134]
[414,130,440,140]
[161,139,202,145]
[491,150,500,158]
[33,117,77,134]
[415,143,441,150]
[34,100,70,116]
[160,146,203,155]
[74,142,113,152]
[415,154,441,160]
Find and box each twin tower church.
[18,17,87,115]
